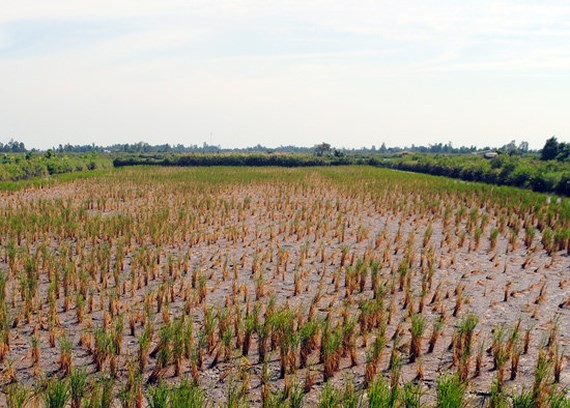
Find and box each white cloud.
[1,1,570,149]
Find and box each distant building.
[484,152,498,159]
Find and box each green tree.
[556,173,570,196]
[556,143,570,161]
[541,136,559,161]
[314,142,331,157]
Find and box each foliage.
[436,373,465,408]
[374,151,570,196]
[45,379,70,408]
[113,152,352,168]
[0,152,112,182]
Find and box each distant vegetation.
[373,152,570,196]
[540,136,570,161]
[112,137,570,196]
[0,151,112,182]
[1,137,569,196]
[112,152,353,168]
[0,138,523,155]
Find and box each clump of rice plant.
[5,383,31,408]
[488,380,509,408]
[59,336,73,376]
[45,379,70,408]
[511,388,534,408]
[364,326,386,386]
[401,380,422,408]
[147,382,170,408]
[409,313,425,363]
[436,372,465,408]
[321,322,342,382]
[367,376,398,407]
[69,368,87,408]
[318,381,342,408]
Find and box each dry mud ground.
[0,167,568,406]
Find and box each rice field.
[0,166,569,407]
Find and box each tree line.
[0,138,538,155]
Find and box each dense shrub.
[0,153,112,182]
[378,153,569,196]
[113,153,353,168]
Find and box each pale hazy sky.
[1,1,569,150]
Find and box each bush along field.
[373,152,570,197]
[0,152,112,183]
[0,166,569,407]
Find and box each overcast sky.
[1,1,569,150]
